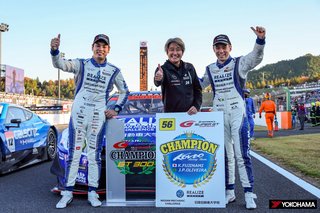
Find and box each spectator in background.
[310,102,316,127]
[316,101,320,126]
[297,103,306,130]
[291,105,297,129]
[244,89,256,140]
[259,92,277,137]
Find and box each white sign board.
[156,112,225,208]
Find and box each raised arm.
[239,26,266,78]
[50,34,80,74]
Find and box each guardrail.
[35,111,71,125]
[27,105,63,111]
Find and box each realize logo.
[160,132,219,188]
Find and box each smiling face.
[166,42,183,67]
[213,43,232,64]
[92,41,110,64]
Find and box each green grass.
[251,134,320,187]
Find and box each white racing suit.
[51,50,129,191]
[200,38,265,192]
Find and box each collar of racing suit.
[90,58,107,67]
[216,56,232,69]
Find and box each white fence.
[38,113,71,125]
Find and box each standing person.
[310,102,316,127]
[200,26,266,209]
[244,89,256,140]
[259,93,277,137]
[316,101,320,126]
[154,37,202,115]
[291,105,297,128]
[50,34,129,208]
[297,103,306,130]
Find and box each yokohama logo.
[269,200,317,209]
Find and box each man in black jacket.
[154,37,202,114]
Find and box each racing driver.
[200,26,266,209]
[50,34,129,208]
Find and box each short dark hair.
[164,38,185,53]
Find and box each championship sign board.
[156,112,225,208]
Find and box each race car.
[0,103,58,174]
[50,91,163,199]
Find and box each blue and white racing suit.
[246,97,256,138]
[51,50,129,191]
[200,38,265,192]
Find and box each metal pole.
[58,68,61,102]
[0,32,2,67]
[0,23,9,92]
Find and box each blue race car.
[0,103,58,174]
[51,91,163,198]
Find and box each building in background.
[140,41,148,91]
[4,64,25,94]
[0,64,5,91]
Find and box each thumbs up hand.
[155,64,163,81]
[51,34,61,50]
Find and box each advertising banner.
[5,65,25,94]
[156,112,225,208]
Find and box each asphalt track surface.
[0,125,319,212]
[254,122,320,138]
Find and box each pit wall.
[37,113,71,125]
[38,111,293,130]
[254,112,292,129]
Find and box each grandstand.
[202,81,320,113]
[0,92,73,113]
[2,81,319,115]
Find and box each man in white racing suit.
[200,27,265,209]
[51,34,129,208]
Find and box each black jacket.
[154,60,202,112]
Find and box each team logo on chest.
[183,73,190,80]
[224,66,232,72]
[102,68,111,76]
[171,74,178,80]
[87,70,106,83]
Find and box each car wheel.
[46,128,57,161]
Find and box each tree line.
[1,54,319,97]
[24,77,75,99]
[246,54,320,89]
